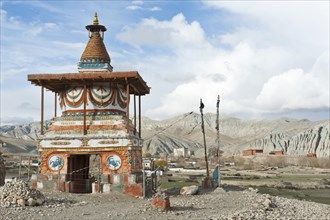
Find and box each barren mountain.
[0,114,329,157]
[140,113,329,157]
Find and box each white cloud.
[256,52,330,111]
[132,1,143,6]
[204,1,329,65]
[0,9,83,82]
[52,41,85,50]
[126,5,142,11]
[0,86,56,125]
[1,1,328,124]
[149,7,161,12]
[117,7,329,119]
[117,13,207,48]
[125,1,161,12]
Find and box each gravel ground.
[1,187,329,220]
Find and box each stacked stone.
[0,180,45,207]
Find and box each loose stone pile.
[216,188,330,220]
[0,180,45,207]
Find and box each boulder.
[27,198,37,206]
[180,185,199,195]
[17,198,25,207]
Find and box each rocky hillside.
[0,114,329,157]
[0,121,47,141]
[140,113,329,157]
[0,136,38,155]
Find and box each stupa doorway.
[67,154,91,193]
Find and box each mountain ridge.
[0,114,329,157]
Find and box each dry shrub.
[243,159,256,170]
[233,157,258,170]
[318,158,330,169]
[296,157,330,168]
[153,160,168,170]
[297,157,309,167]
[234,157,245,167]
[264,156,288,168]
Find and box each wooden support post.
[200,99,209,179]
[139,95,141,138]
[216,95,221,187]
[134,94,136,135]
[142,161,146,198]
[98,154,101,193]
[18,156,22,179]
[126,84,130,132]
[58,164,60,191]
[54,92,57,118]
[28,156,31,180]
[41,86,44,135]
[83,84,87,135]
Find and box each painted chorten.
[28,13,150,195]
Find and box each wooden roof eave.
[27,71,150,95]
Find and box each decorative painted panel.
[106,154,122,170]
[88,138,129,147]
[41,139,81,148]
[40,138,131,148]
[59,83,127,112]
[48,155,64,171]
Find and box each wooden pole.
[98,154,101,193]
[134,94,136,135]
[28,156,31,180]
[126,84,130,132]
[139,95,141,138]
[41,86,44,135]
[18,156,22,179]
[54,92,57,118]
[58,163,60,191]
[142,161,146,198]
[200,99,209,178]
[83,84,87,135]
[216,95,221,187]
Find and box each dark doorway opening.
[67,154,92,193]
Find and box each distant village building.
[27,13,150,196]
[21,159,39,167]
[142,159,152,170]
[307,153,317,158]
[173,147,190,157]
[242,149,263,156]
[269,151,284,156]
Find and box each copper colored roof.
[81,32,110,61]
[27,71,150,95]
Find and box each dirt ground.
[1,166,330,219]
[1,185,330,220]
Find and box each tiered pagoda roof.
[28,13,150,95]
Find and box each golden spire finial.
[93,12,99,25]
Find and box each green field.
[257,186,330,205]
[159,172,330,205]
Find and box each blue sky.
[1,1,329,125]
